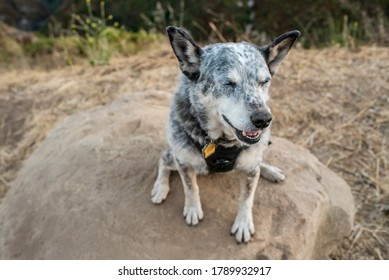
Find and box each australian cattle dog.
[151,26,300,243]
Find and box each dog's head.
[167,26,300,145]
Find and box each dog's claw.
[260,164,285,183]
[231,215,255,243]
[151,182,170,204]
[183,206,203,226]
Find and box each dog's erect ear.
[261,30,300,76]
[166,26,202,81]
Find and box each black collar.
[186,132,246,173]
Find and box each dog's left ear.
[261,30,301,76]
[166,26,202,81]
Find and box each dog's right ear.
[166,26,202,81]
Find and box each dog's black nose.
[250,111,272,129]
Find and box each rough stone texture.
[0,90,355,259]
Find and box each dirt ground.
[0,43,388,259]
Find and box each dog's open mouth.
[222,115,261,144]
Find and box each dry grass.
[0,43,388,259]
[269,47,389,259]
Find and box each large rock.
[0,90,354,259]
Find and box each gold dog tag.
[203,142,216,158]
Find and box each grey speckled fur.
[151,26,300,243]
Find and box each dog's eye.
[225,81,237,87]
[258,80,270,87]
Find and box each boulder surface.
[0,90,354,259]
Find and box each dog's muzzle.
[222,114,270,145]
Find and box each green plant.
[71,0,119,65]
[296,13,362,48]
[23,36,55,56]
[328,14,360,48]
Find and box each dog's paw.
[183,205,203,226]
[151,182,170,204]
[260,164,285,183]
[231,215,255,243]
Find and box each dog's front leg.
[176,164,203,226]
[151,149,175,204]
[231,166,260,243]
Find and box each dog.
[151,26,300,243]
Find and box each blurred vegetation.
[135,0,389,48]
[0,0,163,67]
[68,0,163,65]
[0,0,388,67]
